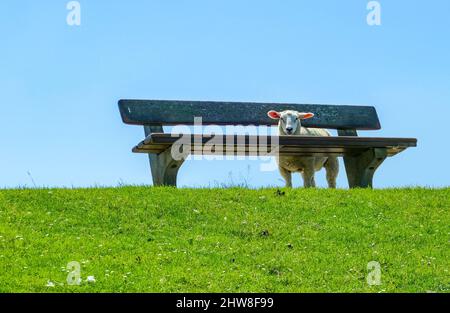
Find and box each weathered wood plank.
[119,99,382,130]
[132,134,416,157]
[142,133,417,148]
[133,144,406,157]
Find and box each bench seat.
[133,133,417,157]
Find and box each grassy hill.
[0,187,448,293]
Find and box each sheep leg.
[324,156,339,189]
[302,168,316,188]
[279,166,292,188]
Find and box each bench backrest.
[119,99,381,130]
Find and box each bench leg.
[343,148,387,188]
[148,149,184,186]
[144,126,185,187]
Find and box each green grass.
[0,187,449,293]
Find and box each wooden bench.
[118,99,417,188]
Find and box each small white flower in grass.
[86,276,96,283]
[46,281,55,287]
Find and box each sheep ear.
[298,112,314,120]
[267,110,281,119]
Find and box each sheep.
[267,110,339,188]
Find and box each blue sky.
[1,0,449,188]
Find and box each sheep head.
[267,110,314,135]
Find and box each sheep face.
[267,110,314,135]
